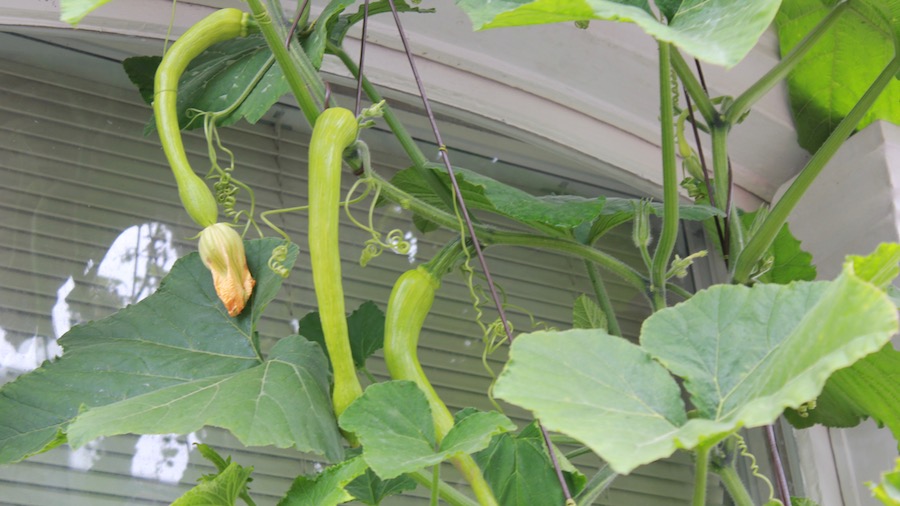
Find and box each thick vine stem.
[243,0,324,125]
[583,260,622,336]
[732,54,900,283]
[713,463,755,506]
[670,50,718,127]
[693,443,713,506]
[407,470,480,506]
[650,41,680,311]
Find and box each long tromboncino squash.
[153,8,249,227]
[385,266,500,506]
[308,107,364,418]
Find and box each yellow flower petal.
[199,223,255,316]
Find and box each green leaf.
[655,0,684,21]
[741,210,817,283]
[784,244,900,435]
[391,166,722,233]
[339,382,514,478]
[0,239,303,464]
[59,0,113,25]
[134,34,288,134]
[345,469,418,505]
[67,335,343,462]
[298,301,386,370]
[473,422,582,506]
[412,214,441,234]
[495,258,898,474]
[303,0,358,68]
[572,294,608,330]
[172,461,254,506]
[123,56,162,105]
[776,0,900,153]
[454,0,782,67]
[846,242,900,289]
[327,0,436,48]
[190,445,256,505]
[870,459,900,506]
[277,456,369,506]
[494,330,688,474]
[785,345,900,441]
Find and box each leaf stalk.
[733,54,900,283]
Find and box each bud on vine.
[199,223,255,316]
[632,200,653,250]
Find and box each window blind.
[0,31,725,506]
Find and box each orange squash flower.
[198,223,255,316]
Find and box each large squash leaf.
[784,244,900,439]
[494,254,898,473]
[454,0,782,67]
[339,381,515,479]
[67,335,342,461]
[278,456,369,506]
[172,461,254,506]
[0,239,342,464]
[473,421,584,505]
[776,0,900,153]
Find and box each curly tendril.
[735,433,780,505]
[267,242,291,278]
[343,144,411,266]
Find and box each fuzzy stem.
[670,50,717,126]
[583,260,622,336]
[693,444,712,506]
[713,464,755,506]
[650,41,679,310]
[575,465,618,506]
[244,0,323,125]
[724,2,850,125]
[408,469,480,506]
[733,55,900,283]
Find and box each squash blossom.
[198,223,255,316]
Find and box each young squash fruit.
[153,8,255,316]
[153,8,249,227]
[307,107,364,418]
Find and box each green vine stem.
[650,41,680,311]
[693,443,713,506]
[583,260,622,336]
[670,50,718,127]
[713,464,756,506]
[407,469,480,506]
[575,465,618,506]
[244,0,324,125]
[723,1,850,125]
[366,170,653,300]
[327,41,457,213]
[733,54,900,283]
